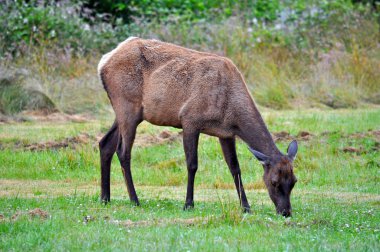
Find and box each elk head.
[249,140,298,217]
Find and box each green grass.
[0,108,379,251]
[0,195,378,251]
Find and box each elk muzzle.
[276,199,292,217]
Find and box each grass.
[0,195,378,251]
[0,108,379,251]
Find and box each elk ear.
[287,140,298,161]
[249,147,270,165]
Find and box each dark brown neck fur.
[235,96,280,156]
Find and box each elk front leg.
[183,129,200,210]
[219,137,251,213]
[99,121,119,203]
[116,113,141,206]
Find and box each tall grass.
[1,48,109,114]
[17,48,108,113]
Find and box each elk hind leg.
[99,121,119,203]
[183,129,200,210]
[115,105,142,206]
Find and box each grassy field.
[0,108,379,251]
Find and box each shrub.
[0,67,56,114]
[0,0,141,58]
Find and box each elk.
[98,37,298,217]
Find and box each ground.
[0,108,379,251]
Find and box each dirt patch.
[371,130,380,141]
[21,133,94,151]
[0,111,92,124]
[94,130,182,148]
[348,129,380,142]
[272,131,292,142]
[297,131,314,140]
[134,130,182,147]
[339,130,380,154]
[28,208,50,219]
[272,131,314,142]
[272,129,380,144]
[322,129,380,141]
[0,213,4,221]
[158,130,172,139]
[111,216,210,228]
[341,142,380,155]
[21,110,91,123]
[11,208,50,221]
[342,146,365,154]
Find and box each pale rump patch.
[97,36,138,78]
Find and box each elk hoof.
[101,196,110,204]
[183,202,194,210]
[243,207,252,214]
[131,199,140,206]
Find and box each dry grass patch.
[10,208,50,221]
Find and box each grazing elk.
[98,37,298,217]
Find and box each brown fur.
[98,37,297,216]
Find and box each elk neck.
[235,99,281,157]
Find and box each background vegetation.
[0,0,379,114]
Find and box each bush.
[0,0,141,58]
[0,67,56,114]
[255,84,292,110]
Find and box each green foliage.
[0,0,379,112]
[84,0,233,23]
[2,0,376,57]
[251,0,281,21]
[1,1,82,56]
[0,0,141,57]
